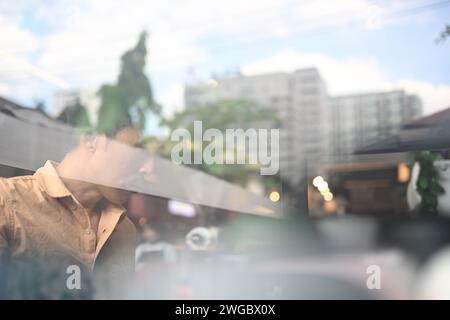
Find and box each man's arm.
[0,196,9,254]
[0,178,15,298]
[0,195,6,298]
[0,179,12,254]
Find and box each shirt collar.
[34,160,126,215]
[34,160,73,198]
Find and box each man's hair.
[114,127,142,146]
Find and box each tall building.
[53,89,101,125]
[328,90,422,162]
[185,68,328,185]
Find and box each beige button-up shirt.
[0,161,138,298]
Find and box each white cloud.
[33,0,293,80]
[293,0,370,27]
[291,0,434,32]
[26,0,295,112]
[396,80,450,114]
[242,49,450,115]
[156,83,185,117]
[32,0,219,90]
[0,83,8,96]
[0,0,446,114]
[0,16,38,55]
[0,14,60,102]
[0,15,39,81]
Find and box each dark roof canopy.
[404,107,450,129]
[355,107,450,155]
[0,96,72,131]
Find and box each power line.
[0,0,448,82]
[1,0,399,56]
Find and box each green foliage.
[437,24,450,43]
[160,99,281,184]
[117,32,153,110]
[96,84,125,134]
[56,99,92,130]
[97,31,161,136]
[414,151,445,214]
[163,99,281,133]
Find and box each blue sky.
[0,0,449,125]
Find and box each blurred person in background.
[0,127,154,299]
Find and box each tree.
[163,99,281,133]
[97,31,161,136]
[437,24,450,43]
[56,98,92,129]
[159,99,281,185]
[414,151,445,215]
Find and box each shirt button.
[84,229,93,235]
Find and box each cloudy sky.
[0,0,449,123]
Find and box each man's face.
[85,128,154,205]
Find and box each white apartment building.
[328,90,422,162]
[185,68,328,185]
[53,89,101,125]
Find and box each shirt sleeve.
[0,180,12,254]
[0,200,8,255]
